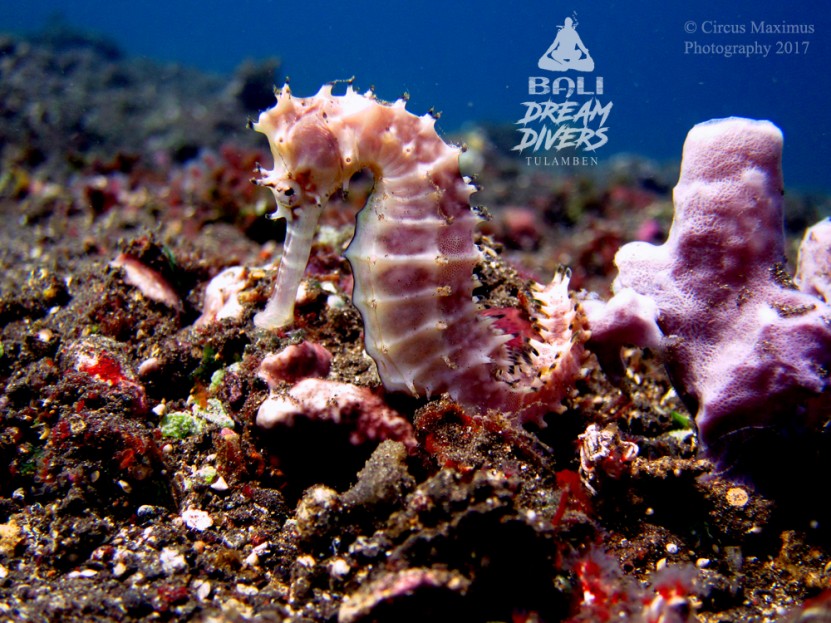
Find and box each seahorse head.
[253,85,344,220]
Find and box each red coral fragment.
[70,338,147,413]
[551,470,592,528]
[156,585,190,612]
[567,549,695,623]
[570,550,630,623]
[77,351,127,386]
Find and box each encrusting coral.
[257,378,416,449]
[255,339,415,448]
[586,117,831,470]
[250,84,587,426]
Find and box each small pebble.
[139,357,162,378]
[210,476,230,492]
[726,487,749,507]
[666,542,679,555]
[297,554,316,569]
[329,557,350,578]
[222,530,246,549]
[181,508,213,531]
[236,584,258,596]
[194,580,212,601]
[136,505,161,520]
[159,547,188,575]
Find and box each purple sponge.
[591,118,831,469]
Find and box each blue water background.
[2,0,829,191]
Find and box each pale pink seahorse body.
[253,85,585,425]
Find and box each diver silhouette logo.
[538,16,595,72]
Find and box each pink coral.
[195,266,251,326]
[256,378,415,448]
[257,341,333,386]
[111,252,181,311]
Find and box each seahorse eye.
[275,179,302,207]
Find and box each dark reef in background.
[0,24,280,174]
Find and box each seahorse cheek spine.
[253,85,585,424]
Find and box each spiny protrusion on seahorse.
[252,83,587,425]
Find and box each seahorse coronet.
[253,84,587,424]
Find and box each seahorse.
[252,84,586,425]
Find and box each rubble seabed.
[0,29,830,623]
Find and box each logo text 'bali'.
[514,14,613,164]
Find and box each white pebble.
[181,507,213,531]
[236,583,259,596]
[194,579,212,601]
[210,476,230,492]
[160,547,188,575]
[329,557,350,578]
